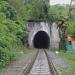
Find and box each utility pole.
[69,0,75,18]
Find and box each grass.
[20,45,38,54]
[0,48,22,71]
[59,51,75,75]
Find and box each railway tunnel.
[28,21,60,50]
[33,31,50,49]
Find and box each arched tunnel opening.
[33,31,50,49]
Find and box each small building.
[65,35,75,51]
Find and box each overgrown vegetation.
[0,0,26,69]
[49,5,75,34]
[59,51,75,75]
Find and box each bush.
[0,48,21,69]
[0,0,26,70]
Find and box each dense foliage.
[0,0,26,69]
[7,0,50,21]
[48,5,75,34]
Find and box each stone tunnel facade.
[27,21,60,50]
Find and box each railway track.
[20,49,58,75]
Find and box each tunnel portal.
[33,31,50,49]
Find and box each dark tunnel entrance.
[33,31,50,49]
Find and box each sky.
[50,0,71,5]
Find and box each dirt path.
[0,50,37,75]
